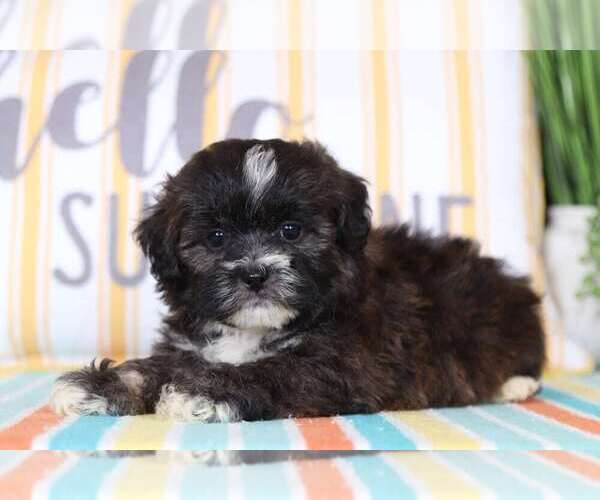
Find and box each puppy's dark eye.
[207,229,226,248]
[280,222,302,241]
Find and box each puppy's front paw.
[50,359,144,416]
[494,376,540,403]
[155,384,239,422]
[50,377,109,416]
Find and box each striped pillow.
[0,2,593,374]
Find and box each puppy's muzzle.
[240,266,269,292]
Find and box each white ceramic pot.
[544,205,600,360]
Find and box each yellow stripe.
[41,52,63,358]
[372,50,391,197]
[287,0,304,139]
[130,180,142,355]
[521,67,570,368]
[442,26,459,233]
[521,72,545,293]
[9,9,38,359]
[206,0,224,46]
[200,0,226,148]
[20,52,52,357]
[8,54,36,358]
[223,11,232,134]
[100,0,134,358]
[444,0,476,237]
[387,3,404,218]
[453,51,476,237]
[42,2,64,359]
[371,1,391,215]
[389,452,483,500]
[109,50,134,359]
[110,415,174,450]
[31,0,52,48]
[546,378,600,403]
[112,454,172,500]
[519,60,566,372]
[0,356,81,376]
[288,51,304,139]
[470,0,489,249]
[224,6,232,115]
[473,59,489,248]
[543,365,594,379]
[202,51,222,147]
[7,173,20,357]
[17,1,53,358]
[385,410,482,450]
[108,0,135,357]
[6,54,31,358]
[372,0,386,49]
[453,0,470,49]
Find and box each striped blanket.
[0,450,599,499]
[0,371,599,498]
[0,371,598,451]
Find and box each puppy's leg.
[50,356,168,416]
[155,384,240,422]
[493,376,540,403]
[154,355,374,422]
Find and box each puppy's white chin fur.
[227,303,297,329]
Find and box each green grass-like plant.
[526,0,600,299]
[527,50,600,205]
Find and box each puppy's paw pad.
[50,379,109,416]
[495,376,540,403]
[155,385,238,422]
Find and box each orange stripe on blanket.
[534,451,600,482]
[520,398,600,435]
[0,405,63,449]
[295,418,354,450]
[294,459,354,500]
[0,451,66,500]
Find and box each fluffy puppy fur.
[50,139,545,421]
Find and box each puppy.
[50,139,545,421]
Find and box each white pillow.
[0,49,592,373]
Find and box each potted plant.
[527,2,600,360]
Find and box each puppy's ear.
[336,171,371,255]
[134,176,183,287]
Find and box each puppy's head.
[136,139,371,330]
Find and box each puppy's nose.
[241,267,269,291]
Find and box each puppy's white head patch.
[243,145,277,209]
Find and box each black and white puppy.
[50,139,545,421]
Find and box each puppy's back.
[363,224,545,403]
